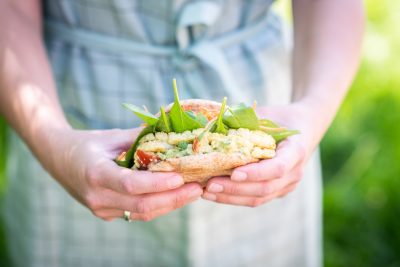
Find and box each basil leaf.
[214,97,228,134]
[115,126,155,168]
[222,103,259,130]
[122,103,159,126]
[169,79,204,133]
[156,106,172,133]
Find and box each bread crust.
[148,152,259,185]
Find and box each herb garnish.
[169,79,206,132]
[122,103,159,126]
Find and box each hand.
[43,127,203,221]
[202,103,318,207]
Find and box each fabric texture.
[3,0,322,266]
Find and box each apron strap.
[45,5,275,102]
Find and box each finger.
[202,182,298,207]
[231,139,306,182]
[202,192,265,207]
[206,168,303,197]
[277,183,297,198]
[103,128,143,150]
[93,160,185,195]
[101,183,203,214]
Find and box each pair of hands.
[46,104,316,222]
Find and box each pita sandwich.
[116,79,298,185]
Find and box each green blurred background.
[0,0,399,266]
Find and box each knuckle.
[260,184,272,196]
[274,160,286,178]
[150,178,164,192]
[94,213,111,222]
[226,183,240,195]
[84,193,100,211]
[173,193,186,209]
[136,198,150,214]
[121,178,135,194]
[86,168,99,187]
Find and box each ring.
[123,210,132,222]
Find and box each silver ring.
[123,210,132,222]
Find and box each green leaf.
[195,112,209,125]
[169,79,204,133]
[222,103,259,130]
[259,118,280,128]
[122,103,159,126]
[115,126,155,168]
[270,130,300,143]
[185,111,208,125]
[156,106,172,132]
[214,97,228,134]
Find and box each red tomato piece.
[136,150,160,168]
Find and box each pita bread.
[148,152,260,185]
[141,99,273,185]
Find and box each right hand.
[43,127,203,221]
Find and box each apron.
[3,1,322,266]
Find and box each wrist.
[29,120,74,175]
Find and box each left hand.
[202,103,318,207]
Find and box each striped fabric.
[3,0,322,266]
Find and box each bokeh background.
[0,0,399,266]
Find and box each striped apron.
[3,0,322,266]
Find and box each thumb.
[106,127,144,151]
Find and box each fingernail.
[167,175,184,189]
[202,192,217,201]
[207,183,224,193]
[189,187,203,198]
[231,171,247,182]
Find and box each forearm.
[291,0,364,143]
[0,1,70,168]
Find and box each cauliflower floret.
[251,147,276,159]
[138,141,172,152]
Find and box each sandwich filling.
[134,128,276,169]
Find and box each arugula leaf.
[214,97,228,134]
[169,79,204,133]
[122,103,159,126]
[115,125,155,168]
[222,103,259,130]
[156,106,172,132]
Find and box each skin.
[0,0,364,220]
[203,0,365,206]
[0,1,203,222]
